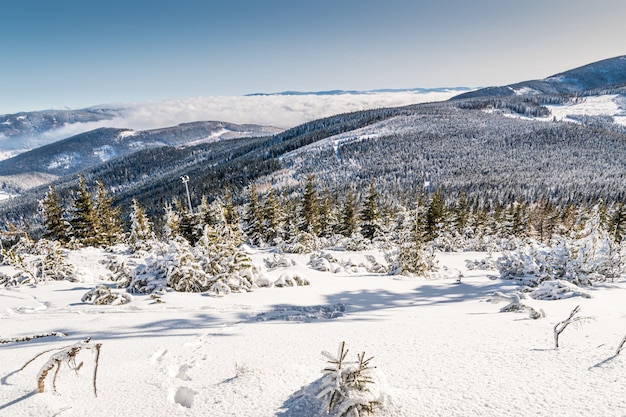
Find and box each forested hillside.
[1,56,626,244]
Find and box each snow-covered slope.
[1,248,625,416]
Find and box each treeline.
[18,174,625,255]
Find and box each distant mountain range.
[1,55,626,230]
[0,121,281,192]
[247,87,472,96]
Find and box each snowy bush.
[497,228,622,286]
[274,273,310,287]
[309,252,341,273]
[385,243,438,277]
[278,231,321,254]
[82,285,132,305]
[465,254,497,271]
[110,229,277,296]
[529,280,592,300]
[0,239,75,285]
[318,341,385,417]
[264,253,296,269]
[361,255,388,274]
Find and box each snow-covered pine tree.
[128,198,156,253]
[424,188,445,242]
[40,185,69,245]
[164,236,208,292]
[68,176,99,247]
[386,206,437,276]
[569,203,621,283]
[33,239,76,282]
[242,184,264,246]
[318,341,383,417]
[163,202,181,240]
[360,182,380,241]
[318,188,337,238]
[195,224,256,294]
[94,181,124,247]
[339,191,358,237]
[299,174,321,236]
[176,199,201,245]
[261,188,284,245]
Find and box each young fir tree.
[299,174,320,235]
[424,188,445,242]
[318,188,336,238]
[163,202,181,240]
[128,198,155,252]
[176,200,201,245]
[360,182,380,240]
[69,176,99,246]
[222,189,240,228]
[261,188,283,244]
[609,202,626,243]
[94,181,124,247]
[40,185,69,245]
[339,191,358,237]
[242,184,264,246]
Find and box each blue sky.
[1,0,625,114]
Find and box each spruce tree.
[299,174,320,235]
[261,188,283,244]
[242,184,264,245]
[40,185,69,245]
[424,188,444,241]
[69,176,98,246]
[318,189,336,238]
[94,181,124,246]
[176,200,201,245]
[360,182,379,240]
[339,191,358,237]
[128,198,155,252]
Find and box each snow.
[0,191,15,201]
[546,94,626,126]
[117,130,137,139]
[1,248,625,416]
[93,145,116,162]
[47,152,81,170]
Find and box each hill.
[0,121,282,193]
[453,55,626,99]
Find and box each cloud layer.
[45,90,465,141]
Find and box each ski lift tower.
[180,175,193,213]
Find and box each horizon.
[2,0,626,115]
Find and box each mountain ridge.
[452,55,626,99]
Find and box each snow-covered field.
[1,248,625,417]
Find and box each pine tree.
[609,202,626,243]
[94,181,124,246]
[339,191,358,237]
[299,174,320,235]
[360,182,379,240]
[176,200,201,245]
[242,184,264,245]
[261,188,283,244]
[424,188,444,241]
[163,202,181,240]
[318,189,336,238]
[40,185,69,245]
[69,176,98,246]
[128,199,155,252]
[223,189,240,227]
